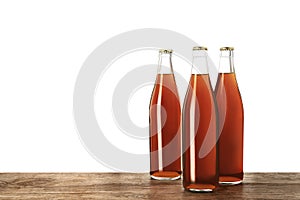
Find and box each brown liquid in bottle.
[215,73,244,184]
[149,74,181,180]
[183,74,218,191]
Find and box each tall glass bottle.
[182,47,218,192]
[215,47,244,185]
[149,49,181,180]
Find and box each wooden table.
[0,173,299,199]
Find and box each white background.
[0,0,300,172]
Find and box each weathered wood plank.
[0,173,299,199]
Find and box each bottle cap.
[193,46,208,51]
[220,47,234,51]
[159,49,173,54]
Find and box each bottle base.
[150,171,181,180]
[219,176,243,185]
[185,184,216,192]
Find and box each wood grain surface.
[0,173,299,199]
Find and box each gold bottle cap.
[159,49,173,54]
[193,46,208,51]
[220,47,234,51]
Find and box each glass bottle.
[215,47,244,185]
[182,47,218,192]
[149,49,182,180]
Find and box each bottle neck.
[191,50,209,74]
[218,50,235,73]
[157,53,173,74]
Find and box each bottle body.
[215,47,244,184]
[183,47,218,192]
[149,49,181,180]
